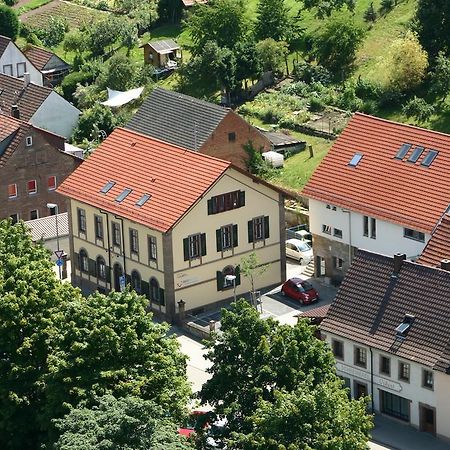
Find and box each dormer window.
[395,314,415,339]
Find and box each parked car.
[286,224,312,244]
[281,277,319,304]
[285,238,313,263]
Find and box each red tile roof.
[57,128,232,232]
[302,113,450,233]
[417,214,450,267]
[23,45,53,71]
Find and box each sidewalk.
[371,415,450,450]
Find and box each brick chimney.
[393,253,406,276]
[441,259,450,271]
[23,72,31,88]
[11,105,20,119]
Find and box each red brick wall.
[199,111,270,170]
[0,127,81,221]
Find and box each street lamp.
[47,203,61,279]
[225,274,237,303]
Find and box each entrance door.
[354,381,368,399]
[316,256,326,277]
[113,263,123,291]
[420,405,436,435]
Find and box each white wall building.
[0,35,43,85]
[320,251,450,441]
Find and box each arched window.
[96,256,106,280]
[150,277,160,303]
[79,249,89,273]
[131,270,141,293]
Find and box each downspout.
[369,346,375,413]
[99,209,112,290]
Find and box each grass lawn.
[17,0,53,15]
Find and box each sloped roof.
[126,87,229,151]
[0,73,52,121]
[0,35,10,58]
[26,212,69,241]
[418,214,450,267]
[182,0,207,6]
[263,131,304,147]
[0,114,20,143]
[302,113,450,233]
[146,39,180,54]
[321,250,450,372]
[57,128,232,232]
[23,45,54,71]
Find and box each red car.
[281,278,319,304]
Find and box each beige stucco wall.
[435,372,450,440]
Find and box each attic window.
[395,314,415,338]
[116,188,132,202]
[348,153,363,167]
[136,193,151,207]
[394,143,412,160]
[421,149,438,167]
[407,146,424,163]
[100,180,116,194]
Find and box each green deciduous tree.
[381,31,428,92]
[254,0,290,42]
[402,96,435,123]
[0,5,19,40]
[199,300,372,448]
[54,395,194,450]
[301,0,355,18]
[186,0,247,55]
[415,0,450,59]
[235,39,262,88]
[430,51,450,102]
[256,38,288,72]
[72,104,117,142]
[158,0,182,23]
[310,12,365,76]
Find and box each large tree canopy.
[254,0,291,42]
[54,395,194,450]
[199,300,372,449]
[0,5,19,40]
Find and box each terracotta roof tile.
[0,73,52,121]
[418,214,450,267]
[23,46,53,71]
[57,128,231,232]
[321,250,450,372]
[0,35,10,58]
[302,113,450,233]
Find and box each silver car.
[286,238,313,263]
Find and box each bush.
[308,96,325,112]
[363,2,377,22]
[0,5,19,40]
[61,71,94,101]
[292,61,332,85]
[72,104,117,142]
[379,0,394,14]
[354,77,382,100]
[402,96,435,122]
[34,16,68,47]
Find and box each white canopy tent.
[100,87,144,107]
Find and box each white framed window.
[8,183,17,198]
[422,369,434,390]
[148,235,157,261]
[25,136,33,147]
[398,361,410,382]
[322,224,332,235]
[27,179,37,194]
[17,62,26,77]
[3,64,12,76]
[354,346,367,368]
[48,176,56,191]
[130,228,139,254]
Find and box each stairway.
[302,259,315,278]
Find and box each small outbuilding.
[261,130,305,155]
[141,39,182,70]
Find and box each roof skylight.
[348,153,363,167]
[407,146,424,163]
[100,180,116,194]
[421,149,439,167]
[136,193,151,207]
[395,314,415,339]
[395,143,411,160]
[116,188,132,202]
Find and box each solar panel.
[100,180,116,194]
[421,149,438,167]
[116,188,132,202]
[136,193,151,207]
[394,143,411,160]
[348,153,363,167]
[407,146,424,163]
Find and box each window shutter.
[216,271,224,291]
[159,288,165,306]
[248,220,254,243]
[73,252,79,270]
[207,199,213,215]
[183,238,189,261]
[235,265,241,286]
[216,229,222,252]
[233,224,238,247]
[239,190,245,207]
[201,233,207,256]
[126,274,131,286]
[264,216,270,239]
[89,259,96,277]
[106,266,111,283]
[141,280,149,299]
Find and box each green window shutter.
[216,271,224,291]
[264,216,270,239]
[235,265,241,286]
[239,190,245,207]
[233,224,238,247]
[216,228,222,252]
[201,233,207,256]
[207,199,213,215]
[89,258,96,276]
[183,237,189,261]
[248,220,254,243]
[159,288,165,306]
[73,252,79,270]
